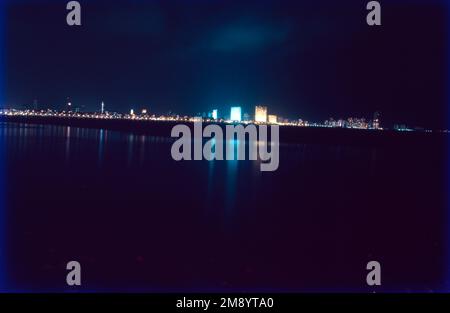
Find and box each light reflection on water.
[0,122,447,292]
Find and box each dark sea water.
[0,122,448,292]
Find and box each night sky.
[4,0,448,128]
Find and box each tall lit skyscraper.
[101,101,105,114]
[66,97,71,111]
[212,109,218,120]
[373,111,381,129]
[255,105,268,123]
[230,107,242,121]
[268,114,278,124]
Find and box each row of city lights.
[1,103,436,132]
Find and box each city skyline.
[3,95,439,131]
[3,101,437,132]
[4,0,447,130]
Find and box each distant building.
[394,124,408,131]
[230,107,242,122]
[346,117,368,129]
[268,114,277,124]
[66,97,72,112]
[255,105,268,123]
[373,111,381,129]
[212,109,218,120]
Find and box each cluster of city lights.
[0,107,304,127]
[0,104,440,132]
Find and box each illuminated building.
[230,107,242,122]
[373,111,381,129]
[268,114,277,124]
[255,106,268,123]
[346,117,368,129]
[0,107,398,132]
[66,97,72,112]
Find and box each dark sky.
[4,0,449,128]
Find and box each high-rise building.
[230,107,242,121]
[212,109,218,120]
[255,105,268,123]
[373,111,381,129]
[268,114,277,124]
[101,101,105,114]
[66,97,72,111]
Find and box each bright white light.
[255,106,267,123]
[230,107,241,122]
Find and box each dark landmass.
[1,114,447,148]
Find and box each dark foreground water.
[0,122,448,292]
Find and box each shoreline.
[0,115,446,148]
